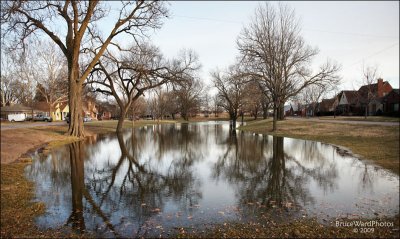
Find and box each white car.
[8,113,26,122]
[83,116,92,122]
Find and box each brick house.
[382,89,399,116]
[357,78,393,116]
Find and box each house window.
[394,103,399,112]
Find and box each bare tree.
[242,80,264,119]
[299,82,337,117]
[1,1,168,137]
[358,65,378,118]
[211,65,246,129]
[29,41,69,118]
[211,94,222,117]
[88,44,199,132]
[128,96,147,120]
[174,77,205,121]
[237,2,340,131]
[0,53,20,106]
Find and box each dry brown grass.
[239,119,400,175]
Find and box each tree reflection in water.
[212,132,338,220]
[62,126,202,237]
[25,122,399,236]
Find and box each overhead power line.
[173,14,398,39]
[344,42,399,69]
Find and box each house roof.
[32,101,50,112]
[59,102,68,111]
[342,90,359,104]
[291,103,303,111]
[319,98,336,111]
[0,104,32,112]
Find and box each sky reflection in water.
[26,121,399,237]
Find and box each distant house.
[357,78,393,116]
[285,103,305,117]
[336,90,362,116]
[51,102,69,121]
[96,101,118,120]
[318,97,339,116]
[32,101,69,121]
[32,101,51,117]
[284,105,292,117]
[382,89,399,116]
[0,104,33,120]
[59,102,69,120]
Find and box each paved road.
[1,121,67,130]
[287,117,399,126]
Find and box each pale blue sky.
[147,1,399,92]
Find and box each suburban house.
[96,101,117,120]
[285,103,305,117]
[32,101,70,121]
[59,103,69,120]
[32,101,52,118]
[50,102,69,121]
[0,104,33,120]
[382,89,400,116]
[317,97,339,116]
[357,78,393,116]
[336,90,362,116]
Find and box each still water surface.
[26,122,399,237]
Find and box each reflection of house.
[382,89,399,116]
[0,104,33,120]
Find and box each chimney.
[377,78,383,97]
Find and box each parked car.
[83,116,92,122]
[7,113,26,122]
[65,115,92,123]
[32,114,52,122]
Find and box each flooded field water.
[26,121,399,237]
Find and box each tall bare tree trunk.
[272,102,277,131]
[67,53,84,137]
[278,102,285,120]
[116,108,128,133]
[68,77,84,136]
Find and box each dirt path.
[287,117,399,126]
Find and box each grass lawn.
[239,119,400,175]
[318,116,400,122]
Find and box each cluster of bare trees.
[2,1,169,136]
[87,43,200,131]
[2,1,342,134]
[212,2,340,131]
